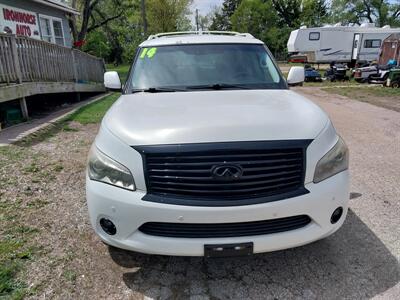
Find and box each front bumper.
[86,171,349,256]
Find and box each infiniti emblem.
[212,164,243,181]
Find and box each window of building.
[39,17,52,43]
[309,32,320,41]
[39,15,65,46]
[364,39,381,48]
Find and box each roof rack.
[147,31,254,40]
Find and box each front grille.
[139,215,312,238]
[134,140,310,206]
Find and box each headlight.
[313,136,349,183]
[88,146,135,190]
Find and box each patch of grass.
[63,269,77,282]
[0,239,36,299]
[323,86,400,97]
[0,147,24,168]
[106,64,130,83]
[26,199,50,209]
[305,79,358,87]
[53,164,64,172]
[16,123,63,147]
[9,226,39,236]
[0,200,41,299]
[0,261,26,299]
[23,163,39,174]
[15,93,118,146]
[62,124,79,132]
[322,86,400,112]
[67,93,120,124]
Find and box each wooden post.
[19,97,29,120]
[10,35,22,83]
[72,50,78,82]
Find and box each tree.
[197,14,212,30]
[68,0,133,44]
[82,30,111,58]
[209,0,242,30]
[330,0,400,27]
[146,0,193,33]
[141,0,148,35]
[231,0,289,56]
[270,0,302,28]
[301,0,329,27]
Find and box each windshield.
[126,44,287,92]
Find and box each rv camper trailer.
[287,23,400,66]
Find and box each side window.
[39,17,52,43]
[39,15,65,46]
[52,20,64,46]
[309,32,320,41]
[364,39,381,48]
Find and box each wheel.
[391,81,400,88]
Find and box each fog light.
[330,207,343,224]
[100,218,116,235]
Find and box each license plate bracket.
[204,242,253,258]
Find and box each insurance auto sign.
[0,4,40,39]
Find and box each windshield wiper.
[184,83,253,90]
[130,87,187,93]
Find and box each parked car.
[87,31,349,257]
[386,68,400,88]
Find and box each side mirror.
[104,71,122,91]
[287,66,305,86]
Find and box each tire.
[391,81,400,88]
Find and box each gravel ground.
[1,87,399,299]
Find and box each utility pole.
[141,0,148,35]
[195,9,199,31]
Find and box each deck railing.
[0,33,105,85]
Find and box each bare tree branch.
[87,11,124,33]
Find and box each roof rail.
[147,31,254,40]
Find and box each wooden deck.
[0,33,106,118]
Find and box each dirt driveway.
[1,88,399,299]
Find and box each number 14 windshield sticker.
[140,47,157,59]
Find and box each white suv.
[86,32,349,257]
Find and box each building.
[378,33,400,66]
[0,0,77,47]
[0,1,106,128]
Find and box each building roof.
[383,33,400,42]
[140,31,263,47]
[31,0,79,15]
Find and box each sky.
[191,0,224,17]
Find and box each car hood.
[103,90,329,146]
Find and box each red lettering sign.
[3,8,36,25]
[16,24,31,36]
